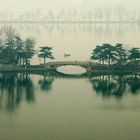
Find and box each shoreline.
[0,64,140,75]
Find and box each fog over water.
[0,0,140,13]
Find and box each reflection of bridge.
[41,71,89,79]
[36,61,92,78]
[46,61,92,70]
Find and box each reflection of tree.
[90,75,129,99]
[20,75,35,103]
[0,73,35,112]
[39,76,54,92]
[126,75,140,94]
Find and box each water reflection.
[0,73,140,113]
[0,73,35,112]
[127,76,140,94]
[90,75,140,99]
[0,23,140,37]
[38,76,54,91]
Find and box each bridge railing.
[46,61,94,66]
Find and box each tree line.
[0,27,140,67]
[0,27,54,66]
[90,43,140,65]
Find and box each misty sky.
[0,0,140,14]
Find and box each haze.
[0,0,140,14]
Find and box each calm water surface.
[0,73,140,140]
[0,23,140,140]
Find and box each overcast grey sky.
[0,0,140,13]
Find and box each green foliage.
[114,43,127,64]
[23,38,35,65]
[0,28,35,66]
[91,43,127,65]
[128,48,140,64]
[38,46,55,64]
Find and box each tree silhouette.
[90,45,105,64]
[15,36,24,65]
[102,44,117,65]
[24,38,35,66]
[128,48,140,64]
[5,27,16,64]
[115,43,127,64]
[0,27,36,66]
[38,46,55,64]
[91,44,117,65]
[90,43,131,66]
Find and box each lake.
[0,23,140,140]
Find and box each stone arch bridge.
[46,61,92,70]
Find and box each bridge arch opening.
[56,65,87,75]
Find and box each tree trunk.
[109,58,110,66]
[44,58,46,65]
[26,58,28,66]
[103,60,105,64]
[23,59,24,66]
[108,57,111,66]
[19,58,21,66]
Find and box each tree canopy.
[91,43,128,65]
[0,27,36,66]
[128,48,140,64]
[38,46,55,64]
